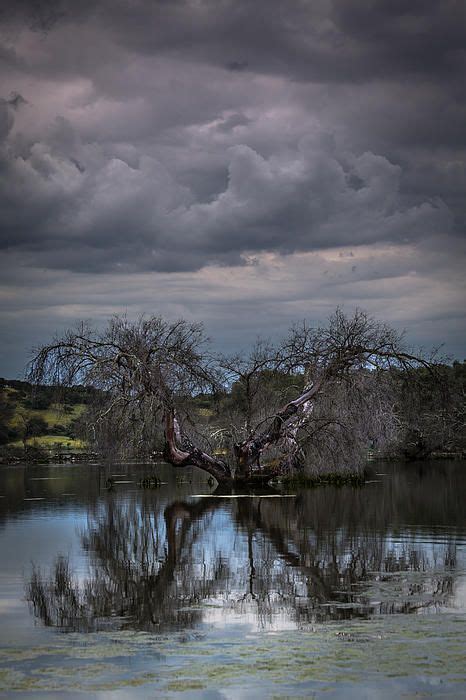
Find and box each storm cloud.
[0,0,465,374]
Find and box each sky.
[0,0,465,377]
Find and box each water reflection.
[28,497,225,632]
[26,462,466,633]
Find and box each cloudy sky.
[0,0,465,376]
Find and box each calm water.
[0,460,465,698]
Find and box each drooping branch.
[234,381,321,474]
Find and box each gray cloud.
[3,1,465,84]
[0,130,452,272]
[0,0,465,374]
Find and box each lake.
[0,460,465,697]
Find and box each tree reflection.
[28,495,227,632]
[27,467,462,632]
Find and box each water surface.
[0,460,465,697]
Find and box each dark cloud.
[0,129,452,273]
[0,0,465,374]
[6,91,27,109]
[226,61,249,72]
[3,1,465,84]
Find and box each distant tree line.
[390,360,466,460]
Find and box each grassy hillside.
[0,379,93,451]
[8,398,86,429]
[8,435,86,450]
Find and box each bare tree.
[28,310,434,483]
[224,309,434,478]
[28,316,231,482]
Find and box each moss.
[165,679,206,691]
[35,662,118,678]
[1,613,465,694]
[276,471,366,488]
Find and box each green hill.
[0,379,94,451]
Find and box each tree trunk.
[163,381,321,485]
[163,410,233,483]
